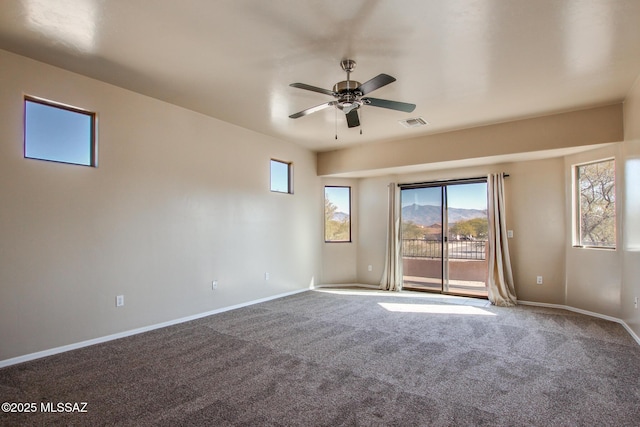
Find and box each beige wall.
[318,104,623,176]
[346,160,567,305]
[0,50,322,362]
[357,176,392,284]
[622,75,640,336]
[506,158,566,304]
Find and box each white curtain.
[487,174,517,306]
[380,182,403,291]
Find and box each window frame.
[324,185,352,243]
[24,95,97,167]
[270,159,293,194]
[573,158,616,250]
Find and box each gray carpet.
[1,288,639,426]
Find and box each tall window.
[325,186,351,242]
[270,159,292,193]
[575,159,616,248]
[24,96,96,166]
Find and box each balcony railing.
[402,239,487,260]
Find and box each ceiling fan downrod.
[340,59,356,80]
[334,59,362,114]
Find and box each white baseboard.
[313,283,379,290]
[518,300,640,346]
[0,288,308,369]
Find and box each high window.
[324,186,351,242]
[270,159,292,193]
[24,96,96,166]
[574,159,616,249]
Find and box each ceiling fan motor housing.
[333,80,361,94]
[333,80,363,113]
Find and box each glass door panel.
[401,187,443,292]
[446,183,488,297]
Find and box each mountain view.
[332,212,349,222]
[402,203,486,227]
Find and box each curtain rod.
[398,173,509,188]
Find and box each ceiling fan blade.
[345,109,360,128]
[356,74,396,95]
[290,83,335,97]
[363,97,416,113]
[289,101,336,119]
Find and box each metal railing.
[402,239,487,260]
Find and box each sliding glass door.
[400,181,488,297]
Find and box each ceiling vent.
[399,117,429,128]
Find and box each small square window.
[325,186,351,242]
[270,159,292,193]
[24,97,96,166]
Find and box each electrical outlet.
[507,230,514,238]
[212,280,218,290]
[367,265,373,272]
[265,272,269,281]
[536,276,543,285]
[116,295,124,307]
[635,297,638,309]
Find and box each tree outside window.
[325,186,351,242]
[575,159,616,248]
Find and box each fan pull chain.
[335,107,338,140]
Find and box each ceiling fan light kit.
[289,59,416,129]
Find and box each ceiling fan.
[289,59,416,128]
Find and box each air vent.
[399,117,429,128]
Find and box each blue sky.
[326,183,486,215]
[401,183,487,210]
[25,100,93,165]
[270,160,290,192]
[325,186,350,213]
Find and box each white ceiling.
[1,0,639,153]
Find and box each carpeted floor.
[1,288,639,426]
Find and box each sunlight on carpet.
[377,302,496,315]
[315,286,492,307]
